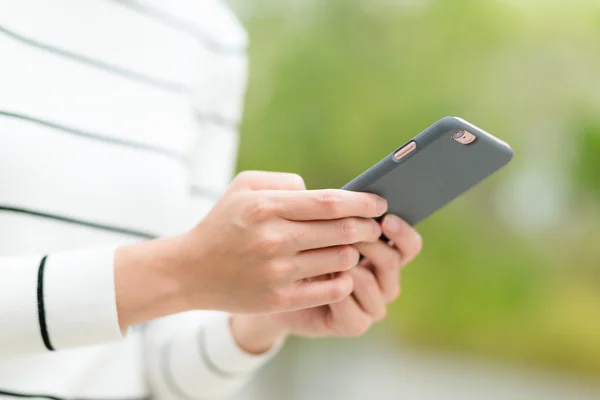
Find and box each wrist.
[229,314,289,355]
[114,237,190,330]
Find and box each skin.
[114,171,422,353]
[230,214,422,354]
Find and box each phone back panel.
[342,117,514,226]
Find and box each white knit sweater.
[0,1,279,399]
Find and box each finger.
[287,217,382,251]
[328,294,372,337]
[293,246,360,281]
[355,240,402,271]
[268,189,387,221]
[285,273,354,310]
[349,267,387,322]
[380,214,423,265]
[369,261,400,303]
[355,240,401,301]
[230,171,306,192]
[378,266,400,303]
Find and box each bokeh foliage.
[233,0,600,375]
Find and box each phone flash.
[452,130,477,145]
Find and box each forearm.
[114,237,190,331]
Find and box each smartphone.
[342,116,513,226]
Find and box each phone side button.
[393,141,417,162]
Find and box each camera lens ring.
[453,131,465,139]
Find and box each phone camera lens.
[453,131,464,139]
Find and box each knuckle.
[223,192,248,216]
[320,190,343,217]
[265,260,291,283]
[369,220,383,241]
[348,321,371,337]
[328,281,350,302]
[337,246,359,270]
[384,251,402,270]
[374,307,387,322]
[340,218,360,243]
[253,229,286,255]
[244,196,279,222]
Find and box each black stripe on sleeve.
[0,26,187,93]
[37,256,54,351]
[0,206,158,240]
[111,0,245,56]
[0,110,237,164]
[0,111,189,166]
[0,389,61,400]
[0,388,151,400]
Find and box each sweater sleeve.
[142,312,283,400]
[0,246,123,356]
[139,4,280,397]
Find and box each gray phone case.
[342,116,514,226]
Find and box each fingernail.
[376,197,388,214]
[384,214,402,233]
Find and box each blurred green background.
[230,0,600,378]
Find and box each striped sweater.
[0,1,278,399]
